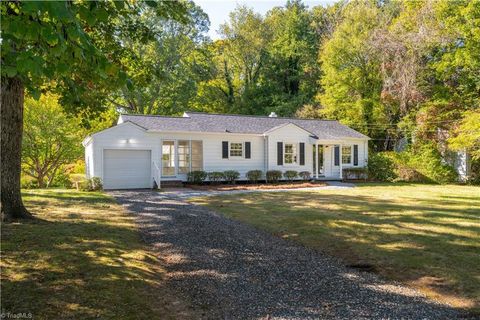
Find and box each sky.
[194,0,337,39]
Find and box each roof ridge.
[121,113,186,119]
[185,111,338,121]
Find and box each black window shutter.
[299,143,305,165]
[222,141,228,159]
[277,142,283,165]
[334,145,340,166]
[245,142,251,159]
[353,145,358,166]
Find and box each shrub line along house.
[83,112,370,189]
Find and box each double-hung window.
[342,145,352,164]
[284,143,297,164]
[229,142,243,157]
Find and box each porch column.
[339,143,343,180]
[315,143,319,179]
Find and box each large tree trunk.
[1,77,32,221]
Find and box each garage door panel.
[103,149,151,189]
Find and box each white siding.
[85,121,369,183]
[266,124,313,174]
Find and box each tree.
[22,94,83,188]
[1,1,186,220]
[317,1,385,148]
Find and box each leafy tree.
[22,94,83,188]
[1,1,186,220]
[317,1,385,148]
[449,111,480,160]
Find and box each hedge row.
[187,170,312,184]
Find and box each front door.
[312,144,324,176]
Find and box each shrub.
[266,170,282,183]
[283,170,298,181]
[246,170,263,183]
[69,173,87,190]
[79,177,103,191]
[367,152,397,182]
[299,171,311,181]
[21,175,38,189]
[223,170,240,184]
[187,170,208,184]
[467,159,480,185]
[208,171,224,183]
[343,168,367,180]
[406,144,457,184]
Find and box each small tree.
[22,94,83,188]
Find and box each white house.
[83,112,370,189]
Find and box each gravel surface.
[110,190,460,320]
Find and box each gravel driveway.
[110,190,460,320]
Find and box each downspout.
[264,135,269,175]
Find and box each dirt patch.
[187,181,326,191]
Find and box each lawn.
[1,189,193,320]
[190,183,480,311]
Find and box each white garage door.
[103,149,151,189]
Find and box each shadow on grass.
[108,190,468,319]
[198,190,480,311]
[1,191,184,320]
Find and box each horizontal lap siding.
[267,125,313,173]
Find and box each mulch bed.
[187,181,326,191]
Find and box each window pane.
[162,141,175,176]
[284,143,296,164]
[230,143,243,157]
[178,140,190,174]
[342,146,352,164]
[191,140,203,171]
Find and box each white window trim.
[341,145,352,165]
[229,142,244,158]
[284,142,298,165]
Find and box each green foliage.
[449,110,480,160]
[266,170,282,183]
[187,170,208,184]
[298,171,311,181]
[69,174,87,190]
[246,170,263,183]
[208,172,225,183]
[79,177,103,192]
[367,153,397,182]
[223,170,240,184]
[21,175,38,189]
[404,144,458,184]
[283,170,298,181]
[22,94,83,188]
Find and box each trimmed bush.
[299,171,311,181]
[283,170,298,181]
[223,170,240,184]
[208,171,225,183]
[266,170,282,183]
[246,170,263,183]
[187,170,207,184]
[79,177,103,191]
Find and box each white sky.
[194,0,338,39]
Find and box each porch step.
[159,180,184,188]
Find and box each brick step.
[158,180,184,188]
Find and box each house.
[82,112,370,189]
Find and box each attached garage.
[103,149,152,189]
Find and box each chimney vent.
[269,112,278,118]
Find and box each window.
[230,142,243,157]
[178,140,190,174]
[284,143,297,164]
[191,140,203,171]
[162,140,175,176]
[342,145,352,164]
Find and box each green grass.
[1,189,192,320]
[190,183,480,310]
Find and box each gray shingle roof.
[120,112,369,140]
